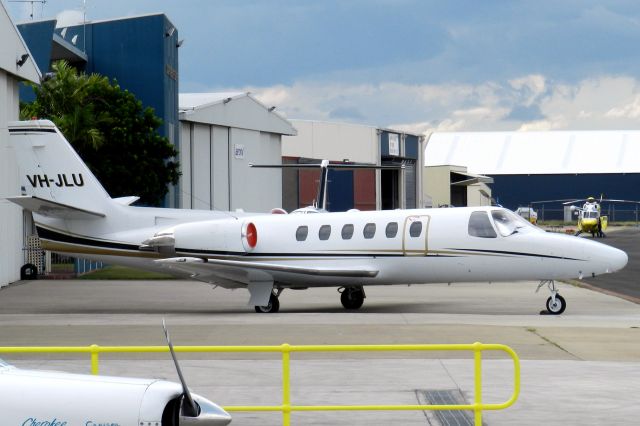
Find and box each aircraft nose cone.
[608,246,628,273]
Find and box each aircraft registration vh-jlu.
[6,120,628,314]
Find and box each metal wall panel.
[191,124,211,209]
[0,72,23,287]
[229,129,281,212]
[491,173,640,217]
[353,169,376,211]
[327,169,354,212]
[404,161,417,209]
[178,123,192,208]
[211,125,229,210]
[284,120,378,164]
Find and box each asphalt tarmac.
[0,279,639,425]
[582,226,640,301]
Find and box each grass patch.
[77,265,176,280]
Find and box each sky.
[7,0,640,134]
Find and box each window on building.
[363,223,376,239]
[296,226,308,241]
[342,224,354,240]
[319,225,331,240]
[468,211,497,238]
[385,222,398,238]
[409,221,423,237]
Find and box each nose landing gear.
[536,280,567,315]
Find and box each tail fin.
[8,120,112,217]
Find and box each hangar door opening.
[381,168,399,210]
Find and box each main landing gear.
[536,280,566,315]
[254,289,282,313]
[339,286,365,310]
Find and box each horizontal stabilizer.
[156,257,379,278]
[6,196,105,220]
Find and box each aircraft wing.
[6,195,105,219]
[155,257,379,283]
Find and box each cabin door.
[402,215,430,256]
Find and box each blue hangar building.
[424,130,640,221]
[17,14,180,204]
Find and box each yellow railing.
[0,342,520,426]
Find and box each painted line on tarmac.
[567,279,640,305]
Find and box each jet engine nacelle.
[0,363,231,425]
[172,218,259,253]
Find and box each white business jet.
[0,322,231,425]
[7,120,628,314]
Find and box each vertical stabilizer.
[8,120,112,215]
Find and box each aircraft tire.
[341,287,364,310]
[254,293,280,313]
[546,294,566,315]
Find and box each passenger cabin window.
[468,211,497,238]
[319,225,331,240]
[409,221,423,237]
[363,223,376,239]
[342,224,354,240]
[296,226,308,241]
[385,222,398,238]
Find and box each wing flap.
[156,257,379,278]
[6,195,105,219]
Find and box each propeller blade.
[162,318,199,417]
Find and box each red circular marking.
[246,222,258,248]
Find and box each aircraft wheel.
[255,293,280,313]
[546,294,566,315]
[340,286,364,310]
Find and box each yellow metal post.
[90,344,100,375]
[282,343,291,426]
[474,342,482,426]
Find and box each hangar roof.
[0,2,40,83]
[425,131,640,175]
[179,92,297,136]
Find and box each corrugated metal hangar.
[179,92,297,212]
[0,2,41,288]
[282,120,424,212]
[18,13,181,205]
[425,131,640,218]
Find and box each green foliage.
[21,60,179,206]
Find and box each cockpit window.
[468,211,497,238]
[585,211,598,219]
[491,210,518,236]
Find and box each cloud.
[605,95,640,119]
[55,10,85,28]
[224,74,640,135]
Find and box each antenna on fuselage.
[249,160,404,211]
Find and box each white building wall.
[229,128,281,212]
[179,121,281,213]
[0,71,23,288]
[179,123,192,209]
[283,120,378,164]
[426,131,640,175]
[191,123,211,210]
[211,125,229,210]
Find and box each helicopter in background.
[564,196,640,238]
[568,196,607,237]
